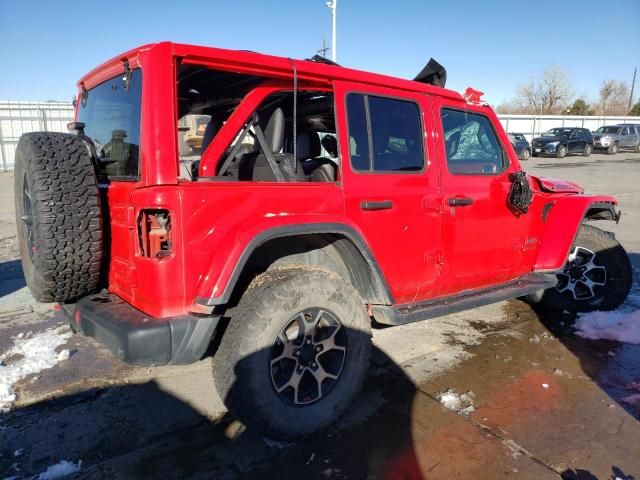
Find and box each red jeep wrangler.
[14,42,631,440]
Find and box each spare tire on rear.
[14,132,102,303]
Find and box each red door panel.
[430,98,532,293]
[334,81,443,304]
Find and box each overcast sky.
[1,0,638,106]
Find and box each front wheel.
[556,145,567,158]
[582,144,592,157]
[214,266,372,440]
[607,143,619,155]
[524,224,631,313]
[521,148,531,161]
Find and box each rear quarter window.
[76,70,142,181]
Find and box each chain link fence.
[0,102,75,171]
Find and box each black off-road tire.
[524,224,631,313]
[607,143,619,155]
[582,144,592,157]
[14,132,102,303]
[214,266,372,441]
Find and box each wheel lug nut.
[295,350,300,356]
[316,346,322,352]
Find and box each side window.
[346,94,370,171]
[346,93,424,173]
[441,108,505,175]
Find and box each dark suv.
[532,127,594,158]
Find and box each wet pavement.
[1,152,640,479]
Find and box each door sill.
[372,273,557,326]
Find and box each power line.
[629,67,637,111]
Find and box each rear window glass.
[77,69,142,181]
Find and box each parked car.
[13,42,631,441]
[532,127,593,158]
[508,132,531,160]
[593,125,640,154]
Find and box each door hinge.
[425,250,445,265]
[422,197,443,214]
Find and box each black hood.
[533,136,564,144]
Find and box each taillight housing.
[138,209,171,259]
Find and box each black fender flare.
[584,201,620,222]
[196,223,393,307]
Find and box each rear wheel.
[582,144,592,157]
[556,145,567,158]
[14,132,102,302]
[524,224,631,313]
[607,143,619,155]
[214,266,372,440]
[634,142,640,153]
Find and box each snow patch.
[34,460,82,480]
[0,327,72,412]
[436,389,475,415]
[574,310,640,344]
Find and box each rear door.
[568,129,583,153]
[335,81,443,304]
[620,126,634,148]
[431,97,531,293]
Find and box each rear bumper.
[63,292,220,366]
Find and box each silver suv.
[592,124,640,154]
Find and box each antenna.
[317,37,330,58]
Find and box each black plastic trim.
[65,292,220,366]
[584,202,618,222]
[372,273,557,326]
[196,223,393,306]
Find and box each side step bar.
[372,273,557,326]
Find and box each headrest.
[263,108,285,153]
[296,131,321,160]
[321,135,338,158]
[201,119,219,152]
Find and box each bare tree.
[598,80,630,115]
[515,67,573,114]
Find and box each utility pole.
[326,0,337,62]
[629,67,637,111]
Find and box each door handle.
[447,197,473,207]
[361,200,393,211]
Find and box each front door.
[335,82,442,304]
[431,98,530,293]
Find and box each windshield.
[542,128,571,138]
[595,126,621,134]
[76,69,142,181]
